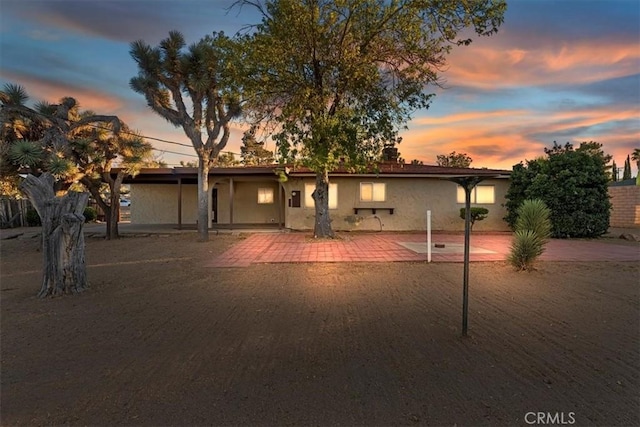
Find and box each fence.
[0,198,31,228]
[609,184,640,228]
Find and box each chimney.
[382,145,399,162]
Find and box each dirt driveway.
[1,233,638,426]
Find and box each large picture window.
[456,185,495,204]
[305,183,338,209]
[360,182,386,202]
[257,187,274,204]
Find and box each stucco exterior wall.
[130,184,198,224]
[131,175,510,231]
[213,180,282,224]
[609,185,640,228]
[282,177,510,232]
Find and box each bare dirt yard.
[1,233,638,426]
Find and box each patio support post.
[448,176,489,337]
[177,177,182,230]
[229,177,234,228]
[462,182,472,336]
[277,181,283,229]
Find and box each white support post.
[427,210,432,263]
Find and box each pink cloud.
[444,38,640,88]
[1,70,123,113]
[398,105,639,171]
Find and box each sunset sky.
[1,0,638,172]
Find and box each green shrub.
[25,207,41,227]
[504,142,611,238]
[459,207,489,230]
[508,199,551,271]
[83,206,97,223]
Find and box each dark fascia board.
[117,165,511,183]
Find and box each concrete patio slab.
[397,242,497,254]
[206,232,640,268]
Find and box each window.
[456,185,495,204]
[258,187,274,204]
[305,183,338,209]
[360,182,386,202]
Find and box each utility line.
[15,106,244,157]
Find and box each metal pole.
[229,177,234,229]
[177,178,182,230]
[427,210,432,263]
[462,184,472,336]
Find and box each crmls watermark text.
[525,412,576,425]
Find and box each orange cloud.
[398,105,639,171]
[1,70,124,113]
[444,38,640,88]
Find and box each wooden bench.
[353,207,394,215]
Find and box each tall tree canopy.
[632,148,640,184]
[436,151,473,168]
[505,141,612,238]
[240,125,274,165]
[239,0,506,237]
[622,155,632,180]
[130,31,242,241]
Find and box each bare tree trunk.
[197,155,210,242]
[106,172,124,240]
[82,173,121,241]
[313,170,335,238]
[20,173,89,298]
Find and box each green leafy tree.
[436,151,473,168]
[611,160,618,181]
[179,160,198,167]
[632,148,640,171]
[623,155,632,180]
[130,31,242,241]
[505,141,611,238]
[240,125,274,165]
[215,152,241,167]
[632,148,640,184]
[239,0,506,238]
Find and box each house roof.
[286,163,511,178]
[118,163,511,184]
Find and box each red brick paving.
[206,232,640,267]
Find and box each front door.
[211,188,218,224]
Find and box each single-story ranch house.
[123,162,512,232]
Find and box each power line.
[10,105,244,157]
[152,148,199,158]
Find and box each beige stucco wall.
[130,183,198,224]
[131,175,510,231]
[213,179,282,224]
[282,177,510,232]
[131,178,283,226]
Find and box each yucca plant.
[508,229,544,270]
[508,199,551,271]
[515,198,551,240]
